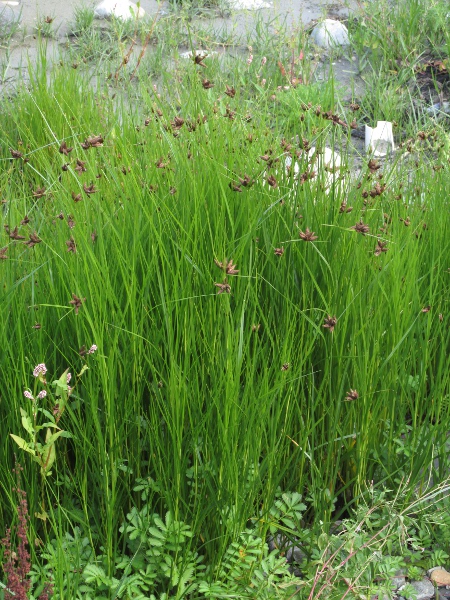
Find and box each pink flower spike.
[261,56,267,66]
[247,54,253,65]
[88,344,98,354]
[24,391,34,400]
[33,363,47,377]
[66,372,72,384]
[37,390,47,399]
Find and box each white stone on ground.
[398,579,434,600]
[284,147,344,195]
[365,121,395,157]
[229,0,271,9]
[94,0,145,20]
[310,19,350,49]
[179,50,218,59]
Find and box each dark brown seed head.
[339,200,353,213]
[69,293,85,314]
[224,106,236,120]
[225,85,236,98]
[171,116,184,130]
[59,141,73,156]
[24,232,42,248]
[9,226,26,240]
[238,174,253,187]
[75,159,87,174]
[299,227,318,242]
[202,79,214,89]
[229,181,242,192]
[214,280,231,294]
[323,315,337,333]
[344,389,359,401]
[367,159,381,173]
[374,240,388,256]
[267,175,277,188]
[66,237,77,253]
[10,148,23,159]
[193,53,208,67]
[86,135,104,148]
[351,220,370,235]
[214,259,239,276]
[274,247,284,256]
[83,183,97,196]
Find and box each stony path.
[1,0,354,41]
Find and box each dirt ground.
[6,0,355,34]
[0,0,363,93]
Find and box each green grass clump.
[1,0,450,595]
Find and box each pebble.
[229,0,271,8]
[430,567,450,586]
[398,578,435,600]
[179,49,218,59]
[391,570,407,590]
[268,534,305,564]
[310,19,350,49]
[94,0,145,21]
[425,102,450,117]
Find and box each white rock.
[179,49,218,60]
[229,0,271,8]
[398,579,434,600]
[265,147,345,202]
[310,19,350,49]
[94,0,145,20]
[365,121,395,157]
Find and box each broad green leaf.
[43,429,68,447]
[41,428,57,475]
[10,434,36,455]
[37,408,56,421]
[52,369,69,397]
[78,365,89,378]
[36,422,60,430]
[20,408,35,437]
